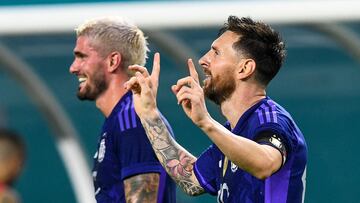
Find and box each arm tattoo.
[141,117,204,196]
[124,173,159,203]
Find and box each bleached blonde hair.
[76,16,149,72]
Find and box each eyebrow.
[74,51,86,57]
[211,45,221,54]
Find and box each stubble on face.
[73,36,110,101]
[201,31,241,105]
[77,68,108,101]
[203,68,236,105]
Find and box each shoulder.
[108,95,140,134]
[252,99,307,157]
[247,99,294,143]
[254,99,282,125]
[251,99,296,131]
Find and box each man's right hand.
[171,59,211,129]
[125,53,161,118]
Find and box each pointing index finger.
[188,58,199,84]
[151,53,160,84]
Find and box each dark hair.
[219,16,286,86]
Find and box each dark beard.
[203,74,236,105]
[77,71,107,101]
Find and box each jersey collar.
[106,90,132,120]
[227,96,269,133]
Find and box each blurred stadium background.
[0,0,360,202]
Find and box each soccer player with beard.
[69,17,176,203]
[125,16,308,203]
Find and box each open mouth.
[203,73,211,85]
[78,76,87,89]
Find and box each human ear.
[108,52,121,73]
[237,59,256,80]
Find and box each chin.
[77,90,94,101]
[77,93,88,101]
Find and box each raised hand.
[126,56,204,196]
[125,53,160,118]
[171,59,210,127]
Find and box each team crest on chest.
[230,162,238,173]
[98,138,106,162]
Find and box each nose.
[199,52,209,68]
[69,60,78,74]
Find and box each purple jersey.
[194,97,307,203]
[92,91,176,203]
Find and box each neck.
[220,84,266,129]
[95,74,129,117]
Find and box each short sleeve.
[118,114,175,180]
[194,144,219,195]
[253,122,293,161]
[118,126,163,180]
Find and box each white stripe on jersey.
[301,166,307,203]
[95,187,101,196]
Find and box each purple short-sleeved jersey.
[194,97,307,203]
[92,91,176,203]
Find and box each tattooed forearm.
[141,116,204,196]
[124,173,159,203]
[179,180,205,195]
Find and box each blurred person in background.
[125,16,307,203]
[0,129,25,203]
[69,17,176,203]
